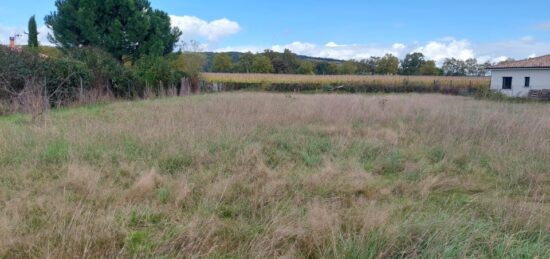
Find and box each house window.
[524,77,530,88]
[502,77,512,89]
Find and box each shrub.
[0,46,93,111]
[68,47,138,97]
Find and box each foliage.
[315,62,338,75]
[68,47,137,97]
[27,16,39,48]
[212,53,233,72]
[338,61,358,75]
[420,60,439,76]
[401,52,425,75]
[376,54,400,75]
[0,46,93,106]
[251,55,274,73]
[236,52,255,73]
[171,52,206,78]
[45,0,181,61]
[133,55,180,92]
[297,61,315,75]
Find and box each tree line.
[209,50,490,77]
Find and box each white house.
[489,55,550,98]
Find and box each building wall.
[490,69,550,97]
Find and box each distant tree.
[45,0,181,61]
[362,57,380,74]
[282,49,299,73]
[419,60,438,75]
[401,52,426,75]
[315,62,338,75]
[376,54,399,75]
[212,53,233,72]
[338,61,358,74]
[296,61,314,74]
[172,52,206,78]
[27,15,39,48]
[263,49,278,61]
[236,52,255,73]
[464,58,485,76]
[442,58,466,76]
[271,57,289,74]
[251,55,274,73]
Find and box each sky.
[1,0,550,64]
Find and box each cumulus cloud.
[414,38,475,63]
[169,15,240,41]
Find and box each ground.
[0,93,549,258]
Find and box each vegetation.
[0,93,548,258]
[45,0,181,61]
[202,73,490,94]
[201,50,489,77]
[27,16,39,48]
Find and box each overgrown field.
[1,93,549,258]
[203,73,490,94]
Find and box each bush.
[68,47,138,97]
[0,46,93,110]
[133,54,183,95]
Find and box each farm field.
[203,72,490,92]
[1,93,549,258]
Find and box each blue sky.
[2,0,550,63]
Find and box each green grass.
[0,93,549,258]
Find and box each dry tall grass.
[203,72,490,89]
[0,93,549,258]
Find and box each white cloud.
[169,15,240,41]
[271,41,316,53]
[414,38,475,63]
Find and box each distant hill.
[202,52,344,71]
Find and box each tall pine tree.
[45,0,181,61]
[27,15,39,48]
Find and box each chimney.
[9,36,15,49]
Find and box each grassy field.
[203,73,490,92]
[0,93,549,258]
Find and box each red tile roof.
[489,55,550,69]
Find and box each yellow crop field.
[202,73,490,90]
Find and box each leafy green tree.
[464,58,484,76]
[45,0,181,61]
[442,58,466,76]
[315,62,338,75]
[338,61,358,75]
[251,55,274,73]
[236,52,255,73]
[282,49,299,73]
[212,53,233,72]
[133,55,175,91]
[297,61,314,74]
[376,54,399,75]
[27,15,39,48]
[419,60,438,75]
[271,57,289,74]
[172,52,206,78]
[402,52,426,75]
[357,57,380,75]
